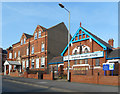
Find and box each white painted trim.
[94,66,101,69]
[72,64,90,69]
[58,64,64,67]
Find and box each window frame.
[34,32,37,40]
[38,31,41,38]
[41,43,45,52]
[36,58,39,69]
[41,57,45,68]
[95,58,100,66]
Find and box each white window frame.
[24,38,26,44]
[38,31,41,38]
[41,57,45,68]
[34,32,37,40]
[27,47,29,55]
[32,46,34,54]
[26,60,29,68]
[18,51,20,57]
[22,61,25,69]
[41,43,44,52]
[36,58,39,68]
[31,59,34,69]
[9,53,12,59]
[21,40,23,45]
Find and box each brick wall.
[27,72,38,79]
[43,72,53,80]
[71,73,118,86]
[10,70,19,77]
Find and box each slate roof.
[47,22,72,39]
[81,27,112,49]
[49,56,63,63]
[24,33,33,39]
[107,49,120,58]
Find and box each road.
[2,76,119,93]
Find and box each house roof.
[24,33,33,39]
[107,49,120,58]
[47,22,72,39]
[81,27,112,49]
[49,56,63,64]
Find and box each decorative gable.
[61,22,107,56]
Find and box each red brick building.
[61,23,120,77]
[4,22,69,75]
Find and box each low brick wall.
[71,74,118,86]
[43,72,53,80]
[28,73,38,79]
[10,71,19,77]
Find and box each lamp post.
[59,3,70,81]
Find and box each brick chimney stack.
[108,39,114,47]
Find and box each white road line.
[4,79,76,92]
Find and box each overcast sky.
[2,2,118,49]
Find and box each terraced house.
[4,22,69,75]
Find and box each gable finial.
[80,22,82,27]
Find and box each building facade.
[61,23,120,76]
[5,22,69,75]
[0,48,7,72]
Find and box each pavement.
[2,75,119,93]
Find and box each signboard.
[63,51,104,61]
[103,63,114,71]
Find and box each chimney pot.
[108,39,114,47]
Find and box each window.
[24,38,26,44]
[41,43,44,52]
[41,57,45,68]
[38,31,41,38]
[21,40,23,45]
[34,32,37,39]
[27,47,29,55]
[18,51,20,57]
[85,59,88,64]
[26,60,29,68]
[14,65,16,70]
[79,60,82,64]
[9,53,12,59]
[36,58,39,68]
[74,60,77,65]
[31,59,34,69]
[95,59,100,66]
[84,48,88,53]
[22,61,25,69]
[14,52,16,58]
[32,46,34,54]
[74,50,77,55]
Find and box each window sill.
[94,66,101,69]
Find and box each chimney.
[108,39,114,47]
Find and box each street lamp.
[59,3,70,81]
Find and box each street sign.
[103,63,114,71]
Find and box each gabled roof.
[24,33,33,39]
[81,27,112,49]
[107,49,120,58]
[49,56,63,64]
[39,25,46,31]
[61,25,112,56]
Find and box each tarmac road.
[2,76,119,94]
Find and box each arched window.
[74,50,77,55]
[84,48,88,53]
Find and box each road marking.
[4,79,76,92]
